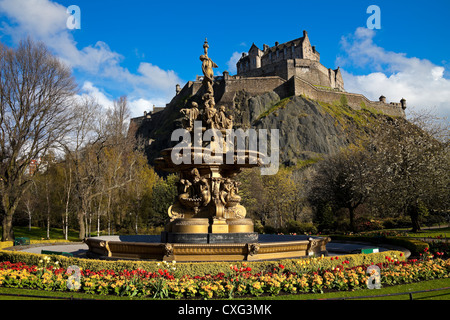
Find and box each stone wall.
[144,73,406,123]
[238,58,344,92]
[290,76,405,117]
[223,76,287,96]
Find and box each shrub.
[263,225,277,234]
[286,220,318,235]
[429,240,449,259]
[313,202,334,232]
[382,216,411,229]
[356,219,384,232]
[253,220,264,234]
[339,94,348,107]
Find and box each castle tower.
[236,43,263,74]
[236,29,342,90]
[400,98,407,110]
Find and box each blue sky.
[1,0,449,120]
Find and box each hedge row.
[0,248,406,277]
[0,234,422,276]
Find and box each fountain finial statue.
[199,38,217,95]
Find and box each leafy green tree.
[121,151,158,234]
[149,174,178,227]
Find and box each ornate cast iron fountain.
[85,39,330,261]
[155,39,262,244]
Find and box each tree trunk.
[96,193,103,236]
[107,191,112,235]
[77,211,86,240]
[46,181,51,239]
[25,201,33,232]
[1,214,14,241]
[64,167,72,240]
[1,192,21,241]
[348,206,356,232]
[64,206,69,240]
[408,204,421,233]
[135,212,139,235]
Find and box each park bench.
[13,237,30,246]
[361,248,379,254]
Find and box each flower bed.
[0,253,449,299]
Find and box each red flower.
[279,264,285,269]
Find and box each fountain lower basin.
[84,234,330,262]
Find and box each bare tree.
[368,114,449,232]
[59,95,103,240]
[308,146,375,232]
[0,38,76,241]
[61,95,137,239]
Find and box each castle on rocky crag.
[131,30,406,135]
[231,30,406,116]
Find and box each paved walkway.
[9,242,89,258]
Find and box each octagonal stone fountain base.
[85,234,330,262]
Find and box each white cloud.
[0,0,182,117]
[80,81,114,110]
[337,27,450,121]
[136,62,181,92]
[227,51,243,74]
[0,0,67,37]
[79,81,168,118]
[128,98,154,116]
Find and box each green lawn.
[0,278,449,300]
[253,278,450,300]
[349,226,450,239]
[5,226,83,242]
[399,226,450,239]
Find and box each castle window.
[269,52,272,61]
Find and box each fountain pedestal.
[161,218,257,244]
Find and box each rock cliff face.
[134,90,387,167]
